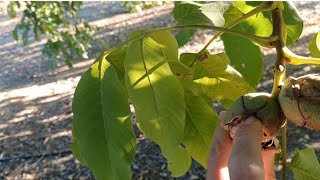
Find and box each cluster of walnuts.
[223,74,320,147]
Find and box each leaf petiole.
[102,24,277,63]
[282,46,320,65]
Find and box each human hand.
[206,111,279,180]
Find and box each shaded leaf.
[221,33,263,88]
[124,31,191,176]
[309,32,320,58]
[107,45,128,83]
[72,54,136,180]
[289,148,320,180]
[175,29,196,47]
[168,60,194,89]
[221,3,267,88]
[180,53,198,67]
[183,93,219,168]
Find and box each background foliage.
[8,1,97,69]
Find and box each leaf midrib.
[140,37,163,140]
[98,57,114,179]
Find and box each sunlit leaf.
[173,1,229,26]
[183,93,218,168]
[289,148,320,180]
[124,31,191,176]
[229,2,273,37]
[180,52,254,102]
[282,1,304,46]
[309,32,320,58]
[72,54,136,180]
[173,1,229,47]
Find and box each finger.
[262,139,279,180]
[212,111,232,144]
[209,111,232,158]
[262,150,277,180]
[207,111,232,180]
[228,116,264,180]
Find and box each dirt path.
[0,2,319,179]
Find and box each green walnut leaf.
[183,93,219,168]
[173,1,229,47]
[222,3,268,88]
[309,32,320,58]
[282,1,304,46]
[106,45,127,84]
[180,52,254,102]
[173,1,229,26]
[175,29,196,47]
[72,54,136,180]
[229,2,273,37]
[124,31,191,177]
[221,34,263,88]
[168,60,194,90]
[289,148,320,180]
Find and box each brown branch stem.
[270,3,288,180]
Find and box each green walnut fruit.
[278,74,320,130]
[223,92,286,142]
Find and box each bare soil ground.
[0,2,319,179]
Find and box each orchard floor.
[0,2,319,179]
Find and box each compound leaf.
[72,54,136,180]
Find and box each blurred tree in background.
[121,1,168,13]
[7,1,97,69]
[7,1,166,69]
